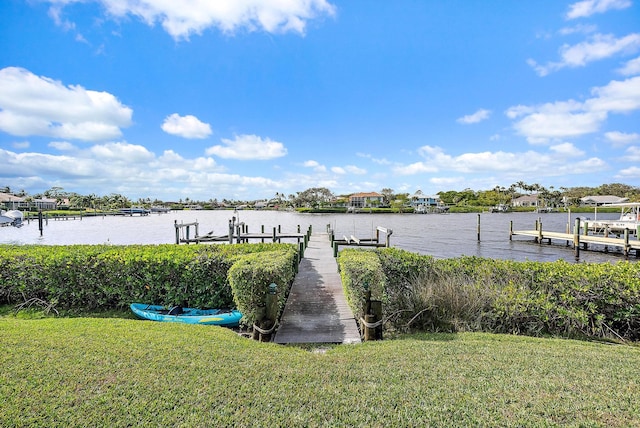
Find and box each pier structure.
[510,218,640,258]
[328,226,393,256]
[174,220,309,245]
[273,233,361,344]
[175,220,393,343]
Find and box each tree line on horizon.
[1,182,639,211]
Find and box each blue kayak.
[130,303,242,327]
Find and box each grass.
[1,314,639,427]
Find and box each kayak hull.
[130,303,242,327]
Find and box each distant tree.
[294,187,334,208]
[380,188,395,206]
[44,186,66,198]
[391,193,410,211]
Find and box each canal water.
[0,210,632,263]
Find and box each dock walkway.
[274,233,361,344]
[511,229,640,256]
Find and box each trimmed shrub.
[0,244,298,318]
[227,247,297,325]
[337,249,386,322]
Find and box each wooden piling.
[623,229,629,257]
[573,218,580,260]
[38,210,43,236]
[477,213,481,241]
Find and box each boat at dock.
[0,210,23,227]
[119,206,151,215]
[130,303,242,327]
[587,203,640,235]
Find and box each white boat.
[588,203,640,235]
[0,210,23,227]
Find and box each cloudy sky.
[1,0,639,201]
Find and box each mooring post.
[299,242,304,261]
[38,210,43,236]
[333,241,338,258]
[477,214,481,242]
[509,220,513,241]
[174,220,179,244]
[623,229,629,257]
[573,218,581,260]
[272,227,277,242]
[228,220,233,244]
[261,283,278,342]
[261,225,265,243]
[537,221,543,245]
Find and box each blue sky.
[1,0,639,201]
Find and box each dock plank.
[274,233,361,344]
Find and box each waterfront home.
[0,193,27,210]
[512,194,540,208]
[410,190,447,213]
[349,192,384,208]
[410,190,441,208]
[580,195,629,206]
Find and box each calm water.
[0,210,633,263]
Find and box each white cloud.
[357,152,391,165]
[393,145,607,179]
[430,176,465,186]
[205,134,287,160]
[618,56,640,76]
[393,161,438,176]
[621,146,640,162]
[559,24,598,35]
[90,141,155,163]
[161,113,212,139]
[605,131,640,146]
[566,0,631,19]
[0,143,290,200]
[48,141,76,151]
[304,160,326,172]
[586,75,640,113]
[550,142,585,157]
[456,109,491,124]
[46,0,336,40]
[616,165,640,178]
[12,141,30,149]
[508,76,640,143]
[0,67,132,141]
[330,165,367,175]
[528,33,640,77]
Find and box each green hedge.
[0,244,297,322]
[338,248,640,341]
[228,247,297,325]
[337,250,386,322]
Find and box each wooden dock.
[511,220,640,258]
[175,221,308,245]
[274,233,361,344]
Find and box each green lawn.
[1,316,639,427]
